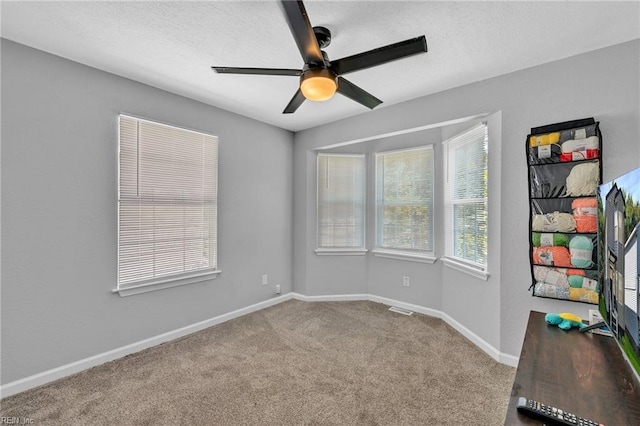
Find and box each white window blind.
[317,154,366,249]
[118,115,218,288]
[443,123,488,269]
[375,146,434,253]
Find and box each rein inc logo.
[1,418,34,425]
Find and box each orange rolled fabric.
[572,198,598,233]
[564,268,586,277]
[533,246,572,267]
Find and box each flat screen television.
[597,166,640,380]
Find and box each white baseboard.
[1,291,518,398]
[367,294,443,319]
[498,352,520,367]
[291,292,369,302]
[293,292,519,367]
[0,293,294,399]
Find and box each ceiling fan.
[212,0,428,114]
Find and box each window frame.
[373,145,436,263]
[442,123,489,279]
[315,153,367,255]
[114,114,220,297]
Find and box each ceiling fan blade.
[212,66,302,76]
[336,77,382,109]
[331,35,427,76]
[279,0,324,65]
[283,88,306,114]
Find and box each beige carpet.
[0,300,515,425]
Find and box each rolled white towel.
[532,212,576,233]
[566,162,599,196]
[561,136,599,161]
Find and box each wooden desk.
[505,311,640,425]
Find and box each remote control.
[516,397,604,425]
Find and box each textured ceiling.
[2,1,639,132]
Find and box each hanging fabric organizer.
[526,118,602,304]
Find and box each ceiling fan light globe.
[300,69,338,101]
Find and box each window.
[316,154,366,252]
[117,115,219,295]
[443,123,488,276]
[375,146,434,259]
[615,211,624,243]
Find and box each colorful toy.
[545,312,586,331]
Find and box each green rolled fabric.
[532,232,569,247]
[567,275,599,291]
[568,275,584,288]
[569,235,594,268]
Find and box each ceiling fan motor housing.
[313,26,331,48]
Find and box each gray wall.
[311,129,445,308]
[293,39,640,358]
[1,39,294,384]
[2,37,639,385]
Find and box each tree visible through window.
[444,123,488,269]
[375,146,434,254]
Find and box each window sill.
[314,248,368,256]
[372,249,437,264]
[441,257,489,280]
[113,269,221,297]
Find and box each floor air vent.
[388,306,413,316]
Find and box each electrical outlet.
[262,274,268,285]
[275,285,281,294]
[403,276,410,287]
